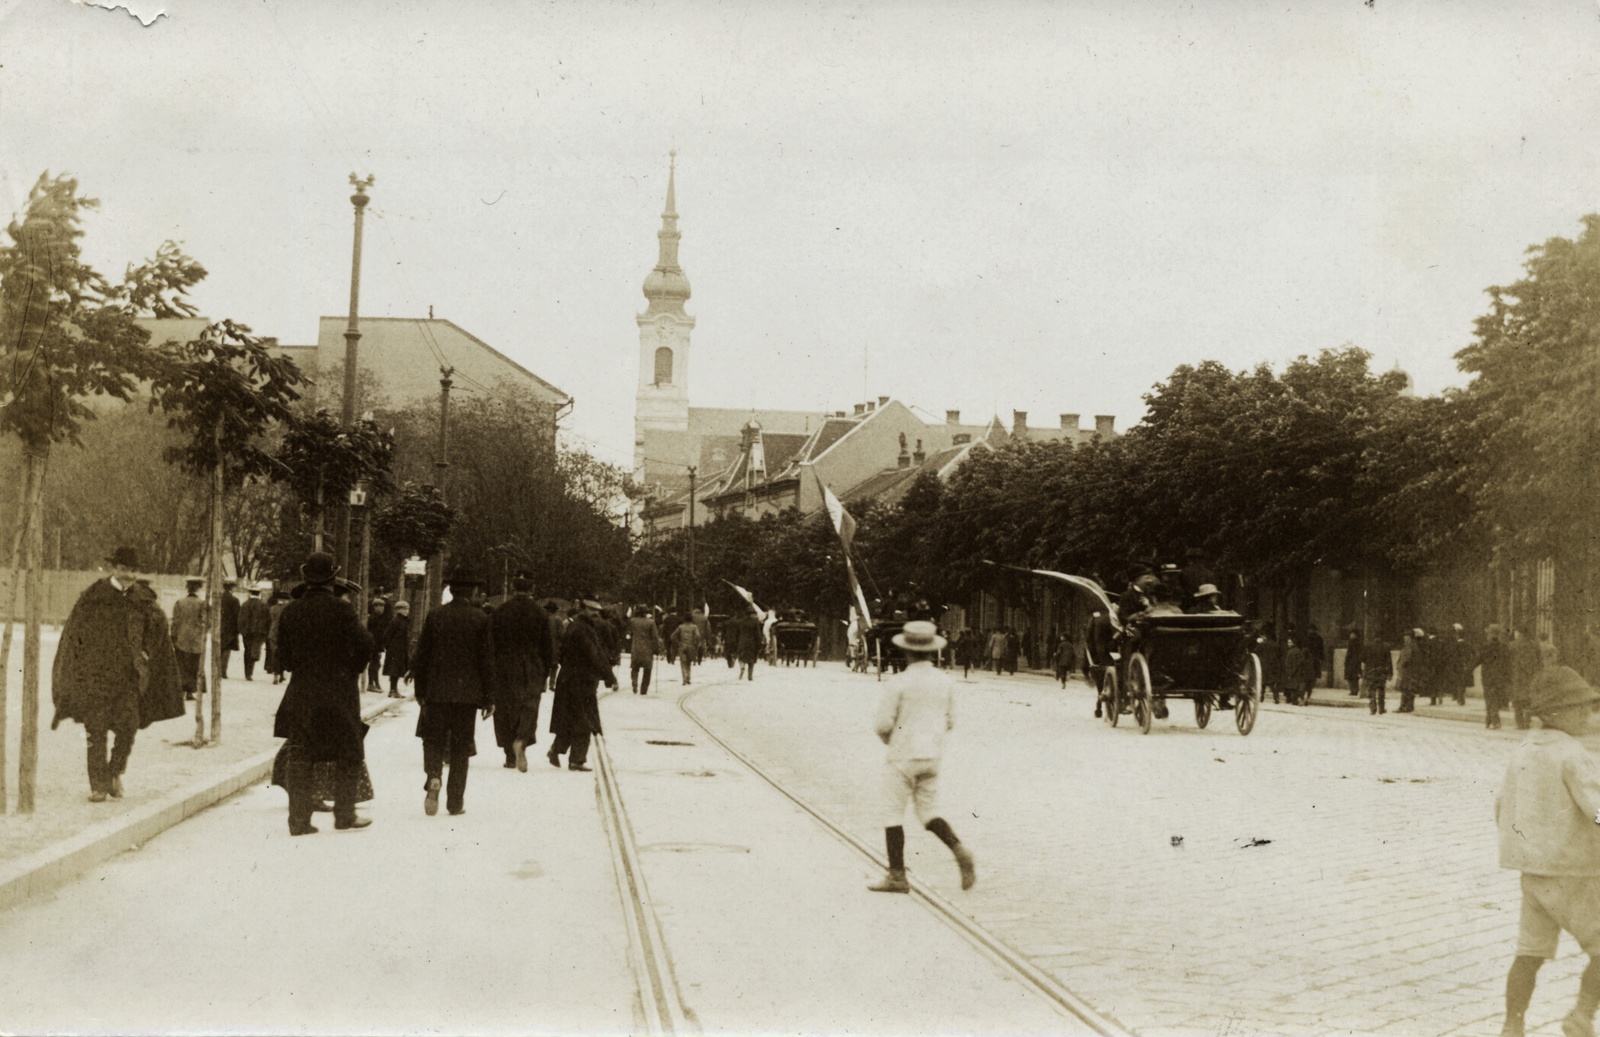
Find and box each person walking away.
[987,628,1006,674]
[1449,623,1475,706]
[1395,629,1420,713]
[1344,626,1364,698]
[1003,627,1020,676]
[1283,637,1314,707]
[266,591,290,684]
[52,549,184,802]
[1053,630,1075,688]
[1483,625,1512,730]
[670,615,701,685]
[1363,631,1392,715]
[218,578,241,679]
[1494,665,1600,1037]
[272,552,374,835]
[490,573,554,772]
[238,581,272,681]
[548,598,617,771]
[1511,627,1543,731]
[364,597,391,693]
[411,567,495,816]
[735,607,763,681]
[629,604,664,695]
[866,621,976,894]
[381,599,412,697]
[170,577,207,701]
[660,610,679,667]
[691,607,711,664]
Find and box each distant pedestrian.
[266,591,289,684]
[691,607,711,664]
[381,599,412,697]
[1511,627,1542,731]
[1495,665,1600,1037]
[218,578,241,679]
[270,552,374,835]
[490,573,554,771]
[734,608,763,681]
[239,581,272,681]
[51,549,184,802]
[670,615,701,685]
[1483,625,1512,730]
[1304,623,1326,690]
[1257,625,1283,705]
[170,576,207,701]
[364,598,391,693]
[1053,630,1074,688]
[1003,628,1020,675]
[1395,629,1421,713]
[1283,637,1314,706]
[1362,632,1392,715]
[866,621,976,894]
[548,597,617,771]
[987,628,1006,674]
[1448,623,1474,706]
[629,604,663,695]
[411,567,496,816]
[1344,626,1364,698]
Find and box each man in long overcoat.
[52,548,184,801]
[734,608,763,681]
[490,573,554,771]
[548,599,617,771]
[218,579,241,678]
[238,582,272,681]
[628,604,663,695]
[412,567,495,815]
[272,552,374,835]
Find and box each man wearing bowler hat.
[52,547,184,801]
[411,565,496,814]
[489,571,554,771]
[272,552,374,834]
[866,620,976,894]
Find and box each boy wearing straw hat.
[1497,665,1600,1037]
[867,620,976,894]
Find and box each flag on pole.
[818,477,857,551]
[845,555,873,628]
[724,579,765,620]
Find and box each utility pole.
[337,173,374,578]
[687,465,697,601]
[430,367,454,608]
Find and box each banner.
[724,580,766,620]
[818,476,857,552]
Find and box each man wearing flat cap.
[272,552,374,835]
[547,596,617,772]
[52,548,184,801]
[489,571,554,771]
[411,565,496,814]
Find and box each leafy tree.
[148,319,304,744]
[278,408,395,553]
[0,172,191,812]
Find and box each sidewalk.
[0,626,403,909]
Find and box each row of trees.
[625,214,1600,649]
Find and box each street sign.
[404,556,427,576]
[349,487,368,506]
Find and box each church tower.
[634,151,695,479]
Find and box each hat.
[392,599,411,612]
[300,552,340,584]
[1193,583,1221,598]
[445,566,484,588]
[106,547,139,571]
[185,576,205,588]
[1136,573,1161,590]
[223,578,238,588]
[1529,666,1600,716]
[892,620,948,653]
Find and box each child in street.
[1496,665,1600,1037]
[866,621,976,894]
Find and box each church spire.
[643,150,690,316]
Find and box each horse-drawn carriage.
[772,613,820,666]
[1097,611,1261,735]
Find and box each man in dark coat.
[412,567,496,815]
[1482,624,1512,729]
[490,573,554,772]
[238,582,272,681]
[52,548,185,802]
[1343,626,1364,697]
[548,598,617,771]
[364,597,391,693]
[272,552,374,835]
[628,604,663,695]
[218,579,241,679]
[1363,631,1393,715]
[734,608,763,681]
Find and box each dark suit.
[549,613,616,768]
[239,595,271,679]
[272,585,373,830]
[489,594,554,755]
[411,597,495,810]
[218,590,241,677]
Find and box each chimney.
[1012,410,1028,437]
[913,438,926,465]
[1095,415,1116,437]
[854,403,866,416]
[1060,413,1080,432]
[878,395,890,407]
[952,433,971,445]
[946,409,960,425]
[866,400,877,412]
[835,411,847,418]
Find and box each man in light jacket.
[866,621,976,894]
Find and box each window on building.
[654,347,673,385]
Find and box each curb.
[0,695,403,914]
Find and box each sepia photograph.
[2,1,1600,1035]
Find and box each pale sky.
[4,0,1598,467]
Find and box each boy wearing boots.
[867,621,976,894]
[1496,665,1600,1037]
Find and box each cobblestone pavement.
[683,660,1598,1037]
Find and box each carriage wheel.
[1102,669,1120,727]
[1236,652,1262,736]
[1195,694,1212,729]
[1129,653,1154,734]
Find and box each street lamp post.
[687,465,697,601]
[337,174,374,577]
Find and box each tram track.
[676,679,1139,1037]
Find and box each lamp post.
[687,465,697,602]
[337,173,374,576]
